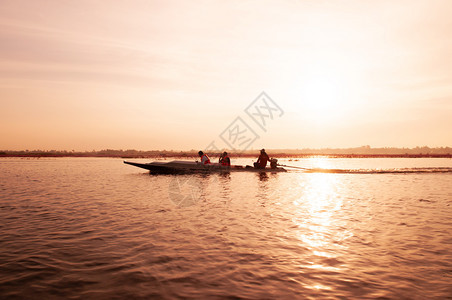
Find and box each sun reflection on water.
[295,173,343,249]
[290,159,352,290]
[308,156,334,169]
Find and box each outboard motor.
[270,158,278,169]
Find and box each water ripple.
[0,157,451,298]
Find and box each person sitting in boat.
[198,151,211,165]
[219,151,231,166]
[254,149,269,169]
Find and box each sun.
[283,50,364,127]
[302,71,345,120]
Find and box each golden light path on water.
[290,158,351,291]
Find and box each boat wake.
[302,167,452,174]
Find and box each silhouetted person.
[198,151,211,165]
[254,149,269,169]
[219,152,231,166]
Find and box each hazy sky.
[1,0,451,151]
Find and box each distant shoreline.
[1,153,451,159]
[1,147,451,159]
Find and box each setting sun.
[301,71,347,123]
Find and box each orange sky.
[1,0,451,151]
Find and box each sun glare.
[302,71,344,116]
[285,50,364,127]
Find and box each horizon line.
[1,146,452,153]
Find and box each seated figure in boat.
[254,149,270,169]
[219,151,231,167]
[198,151,211,165]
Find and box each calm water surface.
[1,157,451,299]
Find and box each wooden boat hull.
[124,160,286,173]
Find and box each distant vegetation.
[0,146,451,158]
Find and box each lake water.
[1,157,451,299]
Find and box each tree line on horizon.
[1,146,451,158]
